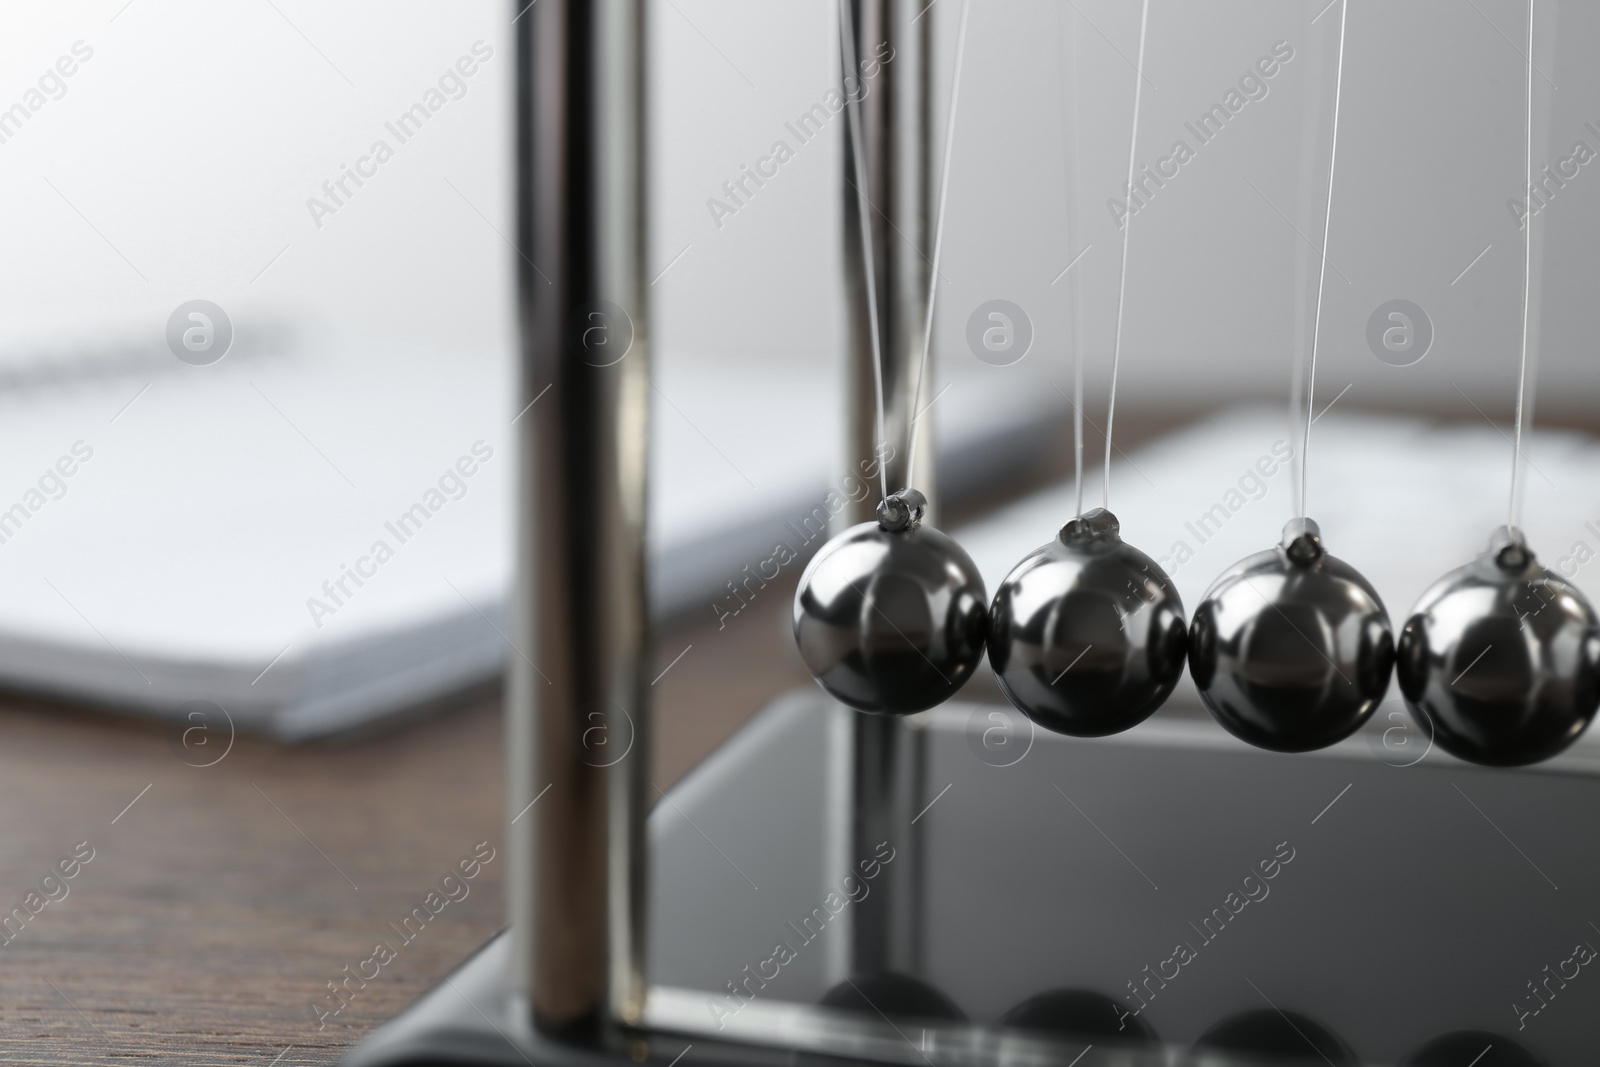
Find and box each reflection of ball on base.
[1398,528,1600,767]
[793,491,988,715]
[1190,518,1393,753]
[1194,1007,1357,1066]
[1401,1030,1546,1067]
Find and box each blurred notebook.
[0,323,1058,739]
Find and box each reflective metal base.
[339,932,1167,1067]
[348,690,1600,1066]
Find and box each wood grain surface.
[0,582,809,1067]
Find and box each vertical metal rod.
[839,0,932,984]
[841,0,934,528]
[510,0,650,1034]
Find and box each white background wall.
[1,0,1596,441]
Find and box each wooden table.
[0,582,810,1066]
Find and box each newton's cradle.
[346,3,1599,1066]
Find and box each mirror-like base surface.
[351,690,1600,1066]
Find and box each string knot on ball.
[1490,525,1534,573]
[876,488,927,533]
[1058,507,1122,552]
[1282,517,1326,567]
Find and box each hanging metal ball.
[793,489,988,715]
[1189,518,1394,752]
[987,508,1186,737]
[1396,527,1600,767]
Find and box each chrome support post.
[841,0,934,527]
[509,0,650,1035]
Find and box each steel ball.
[793,490,988,715]
[1189,518,1394,752]
[1397,528,1600,767]
[987,508,1187,737]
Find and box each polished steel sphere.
[1190,518,1394,752]
[987,508,1187,737]
[793,490,988,715]
[1397,528,1600,767]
